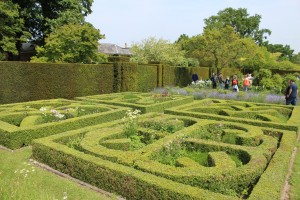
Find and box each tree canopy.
[130,37,191,66]
[31,23,104,63]
[266,44,294,61]
[0,0,30,60]
[0,0,104,63]
[204,7,271,46]
[12,0,94,45]
[291,52,300,64]
[177,26,273,73]
[199,26,265,73]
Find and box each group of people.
[191,72,298,105]
[210,73,253,92]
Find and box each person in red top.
[232,75,239,92]
[243,75,250,92]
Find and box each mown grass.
[289,141,300,200]
[0,146,114,200]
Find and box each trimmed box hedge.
[164,98,300,131]
[32,112,297,199]
[0,99,127,149]
[75,92,194,113]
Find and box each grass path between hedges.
[289,137,300,200]
[0,146,115,200]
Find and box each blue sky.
[86,0,300,53]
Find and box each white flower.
[63,192,68,200]
[51,109,58,114]
[55,113,65,119]
[39,107,47,112]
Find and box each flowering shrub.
[38,106,90,123]
[163,87,285,105]
[122,109,141,138]
[39,107,67,122]
[190,80,212,89]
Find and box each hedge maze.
[1,93,299,199]
[75,92,194,113]
[0,99,128,149]
[165,99,300,131]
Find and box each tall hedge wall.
[0,61,253,104]
[0,61,160,104]
[0,62,115,104]
[163,66,210,87]
[136,64,158,92]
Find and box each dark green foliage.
[108,56,130,62]
[266,44,294,61]
[0,62,114,103]
[163,65,210,87]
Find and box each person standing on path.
[286,79,298,105]
[232,75,239,92]
[224,76,230,89]
[210,73,217,89]
[243,75,250,92]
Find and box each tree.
[196,26,267,74]
[12,0,94,46]
[266,44,294,61]
[130,37,188,66]
[0,0,30,60]
[31,23,104,63]
[204,7,271,46]
[291,52,300,64]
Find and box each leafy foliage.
[31,23,104,63]
[291,52,300,64]
[0,0,30,60]
[130,37,188,66]
[204,7,271,46]
[196,26,267,73]
[12,0,94,46]
[266,44,294,61]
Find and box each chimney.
[125,43,128,48]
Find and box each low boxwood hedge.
[75,92,194,113]
[0,99,127,149]
[31,112,297,199]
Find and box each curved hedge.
[31,109,297,199]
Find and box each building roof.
[98,43,132,56]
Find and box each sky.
[86,0,300,53]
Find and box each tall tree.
[198,26,269,73]
[12,0,94,45]
[31,23,104,63]
[204,7,271,46]
[0,0,30,60]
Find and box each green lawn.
[0,146,115,200]
[290,140,300,200]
